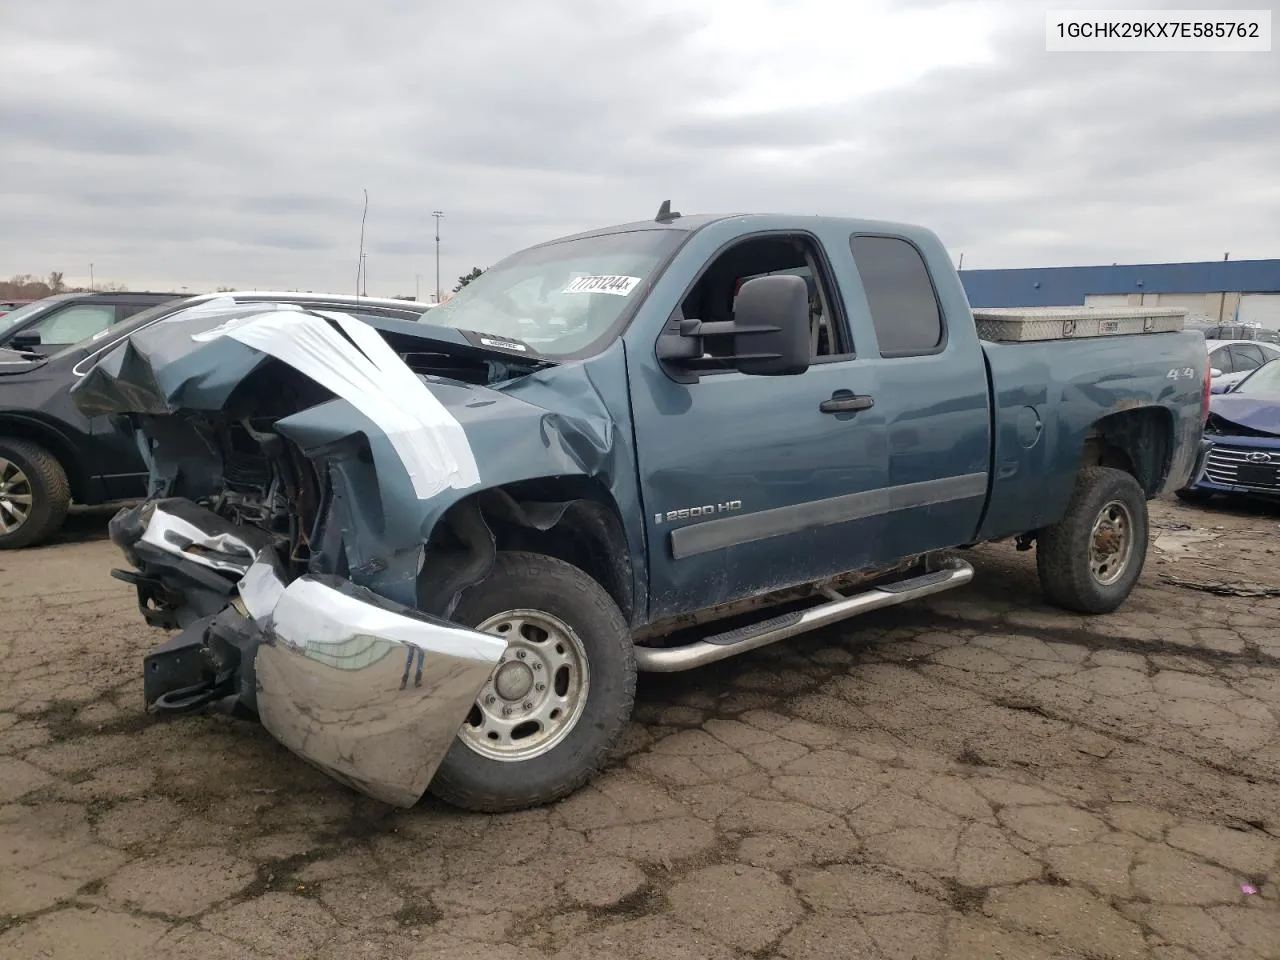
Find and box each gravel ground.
[1,495,1278,959]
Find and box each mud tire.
[0,439,71,550]
[428,551,636,813]
[1036,466,1149,615]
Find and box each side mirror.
[10,332,41,350]
[1209,368,1222,378]
[731,276,811,376]
[656,275,811,381]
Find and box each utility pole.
[433,210,444,303]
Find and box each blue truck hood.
[1209,393,1280,436]
[70,302,621,606]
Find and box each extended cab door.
[626,227,892,620]
[840,233,992,560]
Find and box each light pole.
[415,273,421,301]
[89,263,94,290]
[360,253,368,297]
[432,210,444,303]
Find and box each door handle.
[820,393,874,414]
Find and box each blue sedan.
[1179,357,1280,502]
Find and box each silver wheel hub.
[1089,499,1134,586]
[459,609,590,762]
[493,660,535,701]
[0,458,33,535]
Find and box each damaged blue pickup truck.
[74,207,1211,813]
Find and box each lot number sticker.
[562,275,641,296]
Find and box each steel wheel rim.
[0,458,33,534]
[459,608,591,762]
[1089,499,1134,586]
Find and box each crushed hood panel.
[1209,394,1280,436]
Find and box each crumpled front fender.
[254,573,507,807]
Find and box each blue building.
[958,259,1280,329]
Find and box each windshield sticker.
[561,275,641,297]
[478,336,529,353]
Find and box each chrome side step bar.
[634,557,974,673]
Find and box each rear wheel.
[428,551,636,813]
[1036,466,1149,615]
[0,439,71,550]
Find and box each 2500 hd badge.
[654,500,743,524]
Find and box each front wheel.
[428,551,636,813]
[1036,466,1149,615]
[0,439,71,550]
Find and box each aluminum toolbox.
[973,306,1187,343]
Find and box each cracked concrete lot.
[2,497,1279,959]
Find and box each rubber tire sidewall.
[0,439,70,550]
[1036,466,1149,615]
[428,550,637,813]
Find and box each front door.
[628,232,891,620]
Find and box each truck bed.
[974,326,1208,542]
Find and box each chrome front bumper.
[115,499,508,808]
[255,574,507,806]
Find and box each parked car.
[79,209,1210,813]
[1204,338,1280,391]
[1178,357,1280,503]
[0,291,186,354]
[0,291,431,549]
[1189,321,1280,346]
[0,299,36,318]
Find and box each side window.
[849,235,944,357]
[679,234,852,363]
[1230,344,1262,372]
[31,304,118,345]
[1209,347,1234,374]
[118,303,154,322]
[1236,343,1268,368]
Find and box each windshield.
[0,299,55,332]
[1235,359,1280,398]
[423,229,684,355]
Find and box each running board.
[634,557,974,673]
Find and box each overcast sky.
[1,0,1276,295]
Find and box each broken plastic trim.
[138,502,266,575]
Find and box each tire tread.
[0,439,71,550]
[427,551,636,813]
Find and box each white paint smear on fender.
[192,307,481,500]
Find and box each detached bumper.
[256,575,506,807]
[114,498,508,808]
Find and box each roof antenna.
[355,187,368,300]
[655,199,681,224]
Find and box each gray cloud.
[0,0,1275,293]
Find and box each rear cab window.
[848,235,945,357]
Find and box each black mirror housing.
[732,275,811,376]
[656,274,812,381]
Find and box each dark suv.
[0,291,430,549]
[0,291,184,354]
